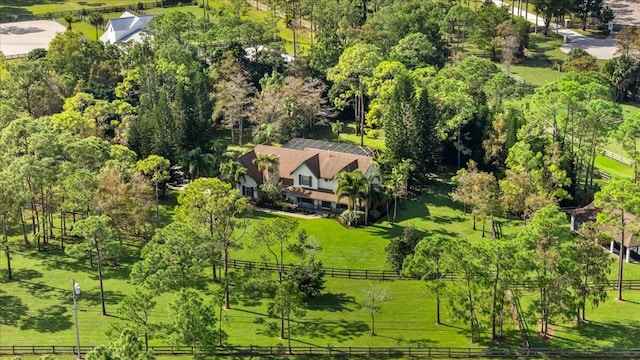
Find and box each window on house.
[299,175,312,187]
[242,186,253,197]
[321,201,332,209]
[298,197,314,204]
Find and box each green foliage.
[166,289,218,353]
[614,114,640,182]
[385,225,421,273]
[291,260,326,298]
[602,56,640,102]
[471,2,510,59]
[382,73,438,184]
[130,222,209,292]
[563,48,599,72]
[389,32,441,69]
[86,328,154,360]
[360,284,393,336]
[516,205,576,337]
[335,170,368,215]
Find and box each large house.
[237,138,378,212]
[99,12,153,45]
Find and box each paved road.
[491,0,617,59]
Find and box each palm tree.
[252,153,279,183]
[184,147,217,180]
[331,120,345,139]
[89,13,104,40]
[253,123,275,144]
[384,171,404,221]
[360,173,381,225]
[335,170,367,226]
[64,15,78,30]
[219,159,248,187]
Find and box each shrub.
[367,129,380,139]
[369,209,381,220]
[385,225,422,272]
[291,260,326,298]
[339,210,365,227]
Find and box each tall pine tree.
[383,73,439,185]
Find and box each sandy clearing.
[0,20,66,56]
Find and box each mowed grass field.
[0,0,142,19]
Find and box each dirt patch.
[605,0,640,26]
[0,20,66,57]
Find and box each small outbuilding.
[568,202,640,262]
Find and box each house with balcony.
[236,138,378,212]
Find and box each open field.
[0,0,142,18]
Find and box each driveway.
[490,0,618,59]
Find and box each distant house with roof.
[237,138,378,212]
[99,11,153,45]
[568,202,640,263]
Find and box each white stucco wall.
[291,164,317,189]
[365,165,381,184]
[318,178,335,191]
[238,176,258,198]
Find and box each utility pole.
[72,278,81,359]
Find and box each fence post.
[365,270,368,279]
[348,269,351,278]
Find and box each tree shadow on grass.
[293,318,369,341]
[20,304,72,333]
[234,270,277,307]
[429,228,462,239]
[0,268,42,283]
[17,280,67,300]
[475,329,527,348]
[306,292,356,313]
[365,222,404,240]
[562,320,640,348]
[78,288,126,308]
[0,290,29,326]
[429,215,466,225]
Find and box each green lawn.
[0,247,484,348]
[621,103,640,117]
[594,155,634,179]
[0,0,142,18]
[497,33,566,86]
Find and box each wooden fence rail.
[3,345,640,358]
[223,258,640,289]
[601,149,634,167]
